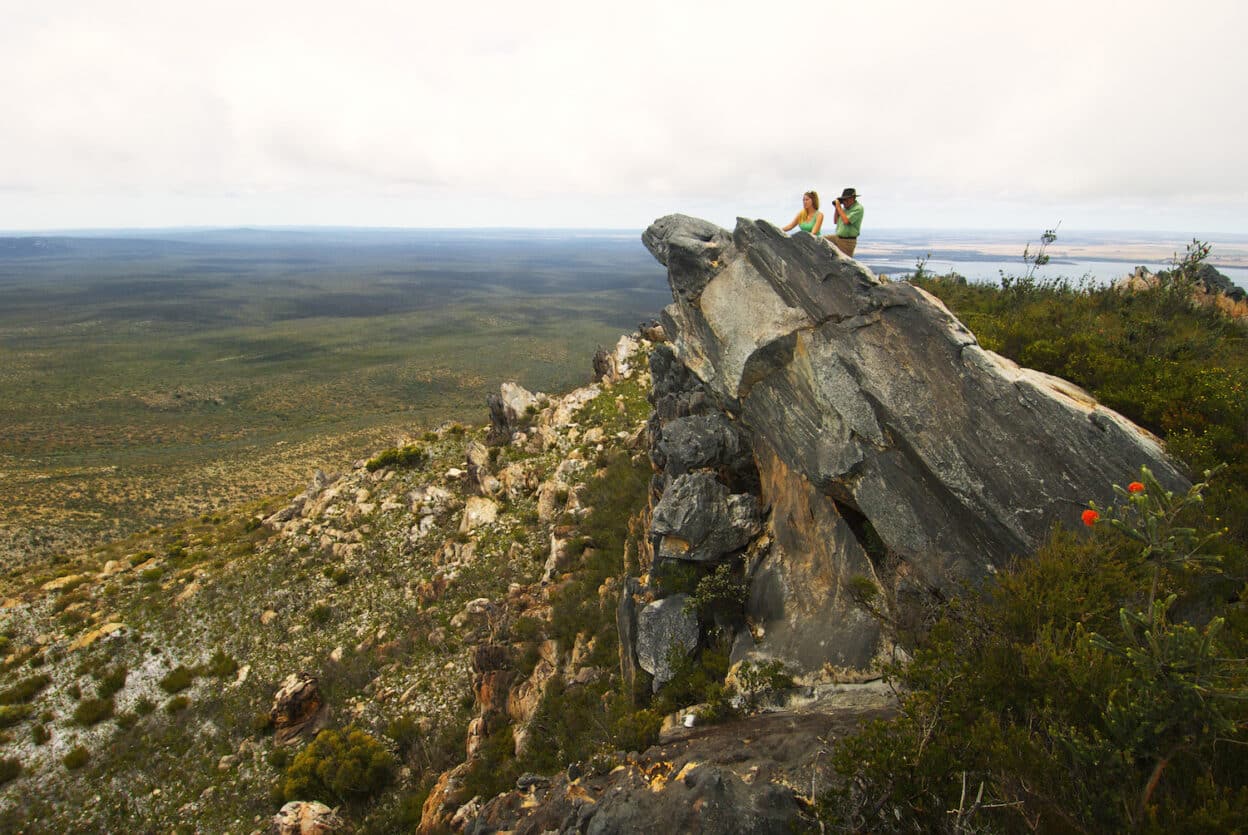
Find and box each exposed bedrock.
[641,214,1190,671]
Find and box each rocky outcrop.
[650,473,760,563]
[1116,264,1248,321]
[635,594,699,687]
[467,684,895,834]
[272,801,346,834]
[270,673,330,746]
[641,214,1190,672]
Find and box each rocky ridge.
[0,218,1208,834]
[0,332,657,833]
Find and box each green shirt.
[835,201,864,238]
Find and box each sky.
[2,0,1246,234]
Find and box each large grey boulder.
[650,472,761,563]
[635,594,699,687]
[654,413,753,482]
[643,214,1190,671]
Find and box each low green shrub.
[165,695,190,714]
[72,697,115,726]
[366,444,428,472]
[159,665,195,694]
[199,649,239,679]
[62,746,89,770]
[95,665,128,699]
[31,724,50,745]
[0,757,21,785]
[0,673,51,705]
[0,704,33,729]
[823,472,1247,833]
[283,727,397,806]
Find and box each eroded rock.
[635,594,698,688]
[643,214,1191,672]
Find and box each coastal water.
[858,255,1248,291]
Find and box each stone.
[650,472,761,563]
[643,214,1191,672]
[269,673,330,746]
[546,384,602,427]
[271,801,345,834]
[458,497,498,533]
[635,594,699,688]
[616,577,643,694]
[68,621,126,651]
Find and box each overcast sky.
[2,0,1245,234]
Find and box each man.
[826,187,864,257]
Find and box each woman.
[781,191,824,236]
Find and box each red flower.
[1128,481,1145,494]
[1081,509,1100,527]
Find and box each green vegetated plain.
[0,230,669,583]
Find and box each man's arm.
[833,200,850,225]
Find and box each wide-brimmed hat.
[839,188,859,200]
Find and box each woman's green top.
[798,212,823,234]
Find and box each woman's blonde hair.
[803,190,820,215]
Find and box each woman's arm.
[812,211,824,236]
[781,211,802,232]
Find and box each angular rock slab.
[651,472,761,563]
[635,594,699,688]
[643,214,1190,669]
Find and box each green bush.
[688,562,749,628]
[283,727,397,806]
[72,697,115,726]
[823,474,1247,833]
[198,649,239,679]
[0,757,19,785]
[0,673,51,705]
[31,724,50,745]
[0,704,33,729]
[164,695,190,714]
[62,746,89,770]
[95,665,128,699]
[613,709,662,754]
[734,660,795,711]
[158,665,195,694]
[366,444,427,472]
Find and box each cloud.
[1,0,1245,230]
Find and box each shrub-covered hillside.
[822,256,1248,833]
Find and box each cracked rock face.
[644,214,1190,670]
[636,594,699,687]
[651,472,761,562]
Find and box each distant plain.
[0,229,670,577]
[3,224,1244,580]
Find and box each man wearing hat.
[826,188,864,257]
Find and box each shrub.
[734,660,794,711]
[0,757,20,785]
[95,666,128,699]
[0,705,33,729]
[165,695,190,714]
[822,474,1247,833]
[72,697,115,726]
[613,709,662,754]
[366,444,427,472]
[31,724,50,745]
[158,665,195,694]
[0,673,51,705]
[283,727,396,806]
[199,649,239,679]
[688,562,749,628]
[62,746,89,770]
